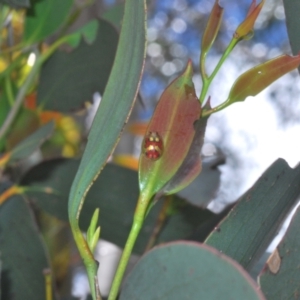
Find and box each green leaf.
[86,208,100,253]
[22,159,221,254]
[23,0,73,44]
[259,206,300,299]
[224,54,300,108]
[67,2,146,290]
[0,195,51,300]
[283,0,300,73]
[102,3,125,29]
[205,158,300,271]
[78,19,98,45]
[68,0,146,224]
[65,20,99,49]
[119,242,266,300]
[8,121,54,163]
[37,19,117,112]
[139,61,202,198]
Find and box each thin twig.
[144,196,172,253]
[0,50,40,141]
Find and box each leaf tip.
[185,59,194,77]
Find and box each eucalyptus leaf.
[283,0,300,57]
[259,206,300,299]
[120,242,266,300]
[65,20,99,49]
[37,19,118,112]
[0,195,52,300]
[139,61,201,198]
[205,158,300,271]
[102,3,124,29]
[23,0,73,44]
[68,0,146,233]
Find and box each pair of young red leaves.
[139,0,300,202]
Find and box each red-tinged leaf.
[139,61,201,198]
[247,0,257,16]
[226,53,300,106]
[201,0,224,55]
[235,0,265,39]
[163,116,208,195]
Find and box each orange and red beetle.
[143,132,163,160]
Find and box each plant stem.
[199,38,238,104]
[199,52,207,81]
[201,98,229,117]
[144,196,172,252]
[208,38,237,84]
[108,194,150,300]
[4,75,14,106]
[198,77,209,105]
[0,54,26,82]
[71,222,102,300]
[108,220,142,300]
[0,49,40,141]
[40,35,71,64]
[43,269,53,300]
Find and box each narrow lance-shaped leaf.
[223,53,300,108]
[234,0,265,40]
[139,61,201,198]
[201,0,224,55]
[68,0,146,297]
[69,0,146,223]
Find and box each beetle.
[143,131,163,160]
